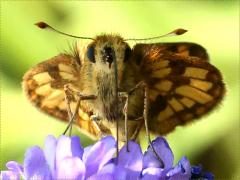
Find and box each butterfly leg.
[130,118,144,141]
[119,92,130,151]
[128,81,164,165]
[142,82,164,165]
[63,84,97,135]
[64,87,74,135]
[119,86,145,151]
[121,96,143,149]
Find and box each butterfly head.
[86,35,132,84]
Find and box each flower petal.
[44,135,57,175]
[141,173,163,180]
[1,170,20,180]
[6,161,23,177]
[83,136,116,178]
[83,145,93,160]
[143,137,173,169]
[98,163,127,180]
[191,165,214,180]
[57,157,85,180]
[166,156,191,180]
[71,136,84,158]
[96,163,116,174]
[141,167,164,179]
[23,146,52,180]
[191,165,202,176]
[55,135,83,173]
[118,141,143,171]
[118,141,143,179]
[87,173,114,180]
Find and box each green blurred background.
[0,1,239,179]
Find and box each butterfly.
[23,22,225,142]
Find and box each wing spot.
[79,109,90,121]
[42,90,65,108]
[176,85,213,104]
[154,80,172,92]
[183,67,208,79]
[153,60,169,69]
[178,45,189,55]
[46,89,64,100]
[58,101,67,110]
[179,97,195,108]
[157,105,174,121]
[59,72,77,80]
[190,79,213,91]
[35,83,53,96]
[168,98,184,112]
[151,68,171,78]
[58,63,74,73]
[33,72,53,85]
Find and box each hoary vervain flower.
[1,135,214,180]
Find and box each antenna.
[124,28,187,41]
[35,21,94,40]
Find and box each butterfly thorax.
[76,35,144,139]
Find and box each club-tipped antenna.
[35,21,94,40]
[124,28,187,41]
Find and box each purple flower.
[1,135,214,180]
[1,135,115,180]
[141,137,191,180]
[91,140,143,180]
[191,165,214,180]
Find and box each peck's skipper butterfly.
[23,22,225,142]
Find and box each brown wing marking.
[135,47,224,135]
[23,54,100,139]
[158,42,209,61]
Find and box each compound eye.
[87,44,96,63]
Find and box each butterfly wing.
[132,43,225,134]
[23,54,100,139]
[154,42,209,61]
[132,42,209,64]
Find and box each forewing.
[132,42,209,65]
[133,44,225,134]
[23,54,100,138]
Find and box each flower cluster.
[1,135,214,180]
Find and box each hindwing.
[132,43,225,134]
